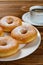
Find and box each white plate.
[22,12,43,26]
[0,27,41,61]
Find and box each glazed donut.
[0,36,19,57]
[0,27,4,36]
[11,22,37,44]
[0,16,22,32]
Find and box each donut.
[0,16,22,32]
[11,22,37,44]
[0,27,4,37]
[0,36,19,57]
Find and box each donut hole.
[21,29,27,34]
[7,17,13,24]
[0,42,7,46]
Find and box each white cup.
[29,6,43,24]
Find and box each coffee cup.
[29,6,43,24]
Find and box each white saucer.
[22,12,43,26]
[0,26,41,61]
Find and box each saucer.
[22,12,43,26]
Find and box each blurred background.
[0,0,43,18]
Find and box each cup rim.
[29,6,43,12]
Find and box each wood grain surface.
[0,1,43,65]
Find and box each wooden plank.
[0,0,43,2]
[0,1,43,18]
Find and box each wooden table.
[0,1,43,65]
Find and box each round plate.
[22,12,43,26]
[0,27,41,61]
